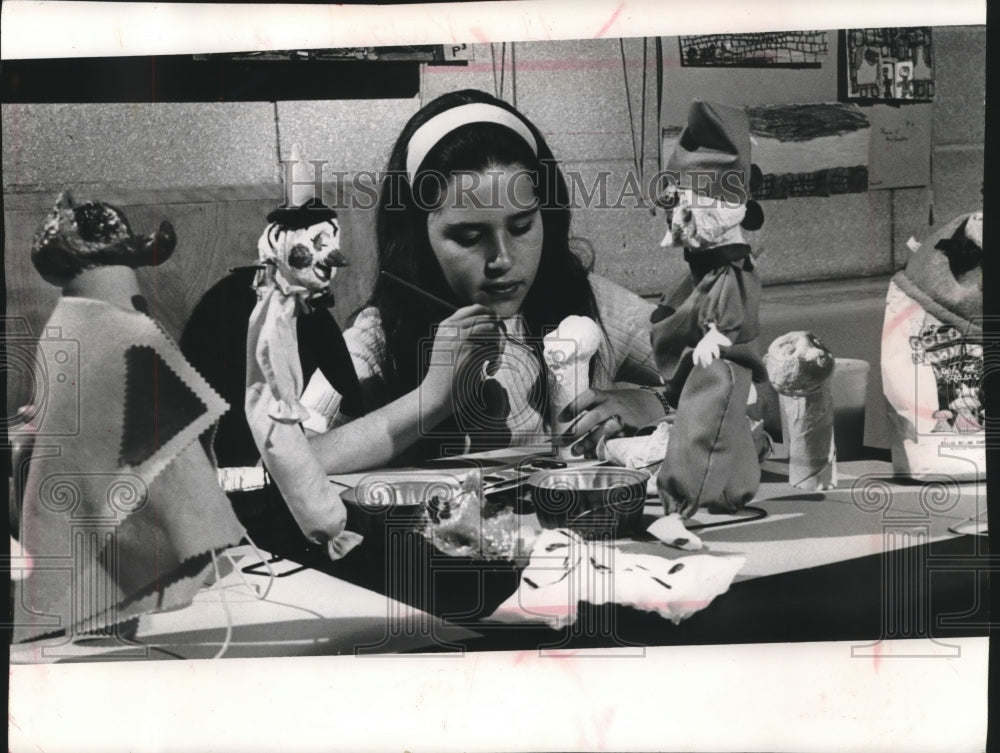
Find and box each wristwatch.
[640,385,673,416]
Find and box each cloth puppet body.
[245,147,364,560]
[650,101,766,517]
[182,266,364,470]
[13,191,245,642]
[882,211,984,480]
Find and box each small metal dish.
[341,472,468,534]
[527,467,650,538]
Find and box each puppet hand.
[693,323,732,368]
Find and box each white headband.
[405,102,538,181]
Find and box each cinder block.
[2,103,277,192]
[276,99,418,175]
[755,191,893,284]
[932,27,986,146]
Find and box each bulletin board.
[660,28,932,193]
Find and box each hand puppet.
[543,315,602,457]
[882,210,984,480]
[650,100,767,517]
[244,144,364,560]
[13,191,245,643]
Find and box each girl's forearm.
[308,384,452,473]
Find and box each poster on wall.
[662,102,871,200]
[678,31,828,68]
[842,27,934,101]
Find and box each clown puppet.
[650,100,768,517]
[244,144,363,560]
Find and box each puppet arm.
[691,267,741,367]
[699,267,747,338]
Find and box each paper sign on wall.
[866,103,931,189]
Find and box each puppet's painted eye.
[311,231,331,253]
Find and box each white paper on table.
[490,529,744,629]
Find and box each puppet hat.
[666,100,752,202]
[664,100,763,229]
[268,142,338,229]
[31,190,176,285]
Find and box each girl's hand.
[558,387,667,457]
[420,304,505,414]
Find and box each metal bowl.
[527,467,650,538]
[341,473,467,534]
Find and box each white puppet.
[245,144,363,560]
[14,191,245,642]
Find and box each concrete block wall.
[4,28,985,421]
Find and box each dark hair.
[370,89,600,402]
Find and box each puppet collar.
[684,243,752,279]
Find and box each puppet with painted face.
[13,191,245,642]
[255,201,346,302]
[245,144,363,560]
[650,100,767,517]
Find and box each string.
[620,38,645,206]
[491,43,499,98]
[928,147,935,226]
[499,42,507,101]
[238,533,277,600]
[511,42,518,110]
[209,548,234,660]
[639,37,647,182]
[419,62,426,109]
[655,36,663,176]
[206,582,331,622]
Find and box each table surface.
[329,445,987,581]
[11,447,989,662]
[9,546,480,663]
[682,455,986,580]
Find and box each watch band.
[640,385,673,416]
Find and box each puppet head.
[764,331,835,397]
[657,100,764,250]
[934,210,982,283]
[31,190,176,286]
[257,213,346,294]
[257,144,347,297]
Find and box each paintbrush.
[380,270,533,351]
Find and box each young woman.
[307,89,669,471]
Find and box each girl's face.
[426,165,543,319]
